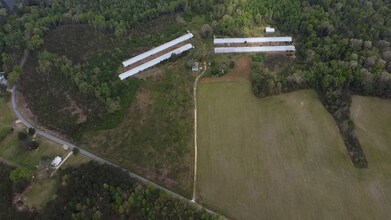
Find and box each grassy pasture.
[196,82,391,220]
[351,96,391,155]
[0,97,13,128]
[24,178,59,209]
[0,135,88,170]
[81,59,195,197]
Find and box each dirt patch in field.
[201,56,252,83]
[263,53,295,75]
[63,94,87,124]
[129,88,153,125]
[131,165,178,189]
[15,89,38,124]
[135,89,153,113]
[135,67,163,79]
[15,88,69,140]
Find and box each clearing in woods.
[196,81,391,219]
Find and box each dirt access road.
[192,62,207,202]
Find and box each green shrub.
[229,61,235,69]
[0,127,12,141]
[27,127,36,136]
[18,132,27,140]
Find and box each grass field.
[0,97,14,128]
[24,178,59,209]
[0,135,88,170]
[351,96,391,168]
[196,82,391,220]
[81,60,195,197]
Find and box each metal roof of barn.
[214,46,295,54]
[119,44,194,80]
[214,37,292,44]
[122,33,193,67]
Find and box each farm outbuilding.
[214,46,296,54]
[0,75,7,85]
[192,62,199,71]
[120,44,194,80]
[51,156,62,167]
[122,32,193,67]
[265,27,275,33]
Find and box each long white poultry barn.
[214,37,292,44]
[119,44,194,80]
[214,46,295,54]
[122,33,193,67]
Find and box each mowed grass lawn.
[0,97,14,128]
[196,82,391,220]
[0,135,88,170]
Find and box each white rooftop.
[265,27,275,33]
[214,46,295,54]
[0,76,7,85]
[120,44,194,80]
[122,32,193,67]
[214,37,292,44]
[51,156,62,167]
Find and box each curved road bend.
[10,85,217,216]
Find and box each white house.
[265,27,276,33]
[51,156,62,167]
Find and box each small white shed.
[192,62,199,72]
[51,156,62,167]
[265,27,275,33]
[0,75,7,85]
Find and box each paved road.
[10,85,217,216]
